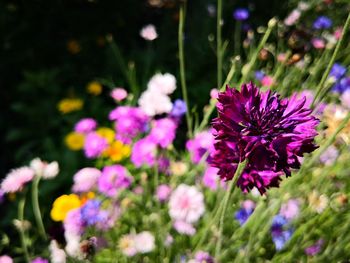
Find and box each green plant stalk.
[217,0,223,89]
[311,12,350,107]
[18,197,30,263]
[197,58,238,131]
[32,175,47,240]
[240,18,277,84]
[215,161,246,259]
[178,3,193,138]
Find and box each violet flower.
[211,83,319,194]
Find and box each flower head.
[1,167,35,193]
[80,199,108,225]
[211,83,319,194]
[0,255,13,263]
[58,98,83,114]
[233,8,249,21]
[186,130,215,164]
[140,24,158,41]
[74,118,97,134]
[202,167,221,190]
[83,133,108,159]
[313,16,332,30]
[149,118,177,148]
[235,200,255,225]
[51,194,81,222]
[65,132,85,151]
[148,73,176,95]
[134,231,155,254]
[131,138,157,167]
[169,184,205,224]
[110,88,128,102]
[86,81,102,96]
[280,199,299,220]
[156,184,172,202]
[72,167,101,193]
[330,63,347,80]
[98,165,132,197]
[30,158,59,179]
[171,99,187,117]
[138,89,173,116]
[271,215,293,250]
[305,239,324,256]
[31,257,48,263]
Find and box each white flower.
[49,240,66,263]
[140,24,158,41]
[169,184,205,224]
[65,232,82,259]
[134,231,155,253]
[30,158,59,179]
[138,89,173,116]
[147,73,176,95]
[119,234,137,257]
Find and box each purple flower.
[305,239,324,256]
[211,83,319,194]
[186,131,215,164]
[332,77,350,93]
[156,184,172,202]
[31,258,48,263]
[84,133,108,159]
[131,138,157,167]
[74,118,97,134]
[233,8,249,21]
[194,251,214,263]
[171,99,187,118]
[313,16,332,30]
[149,118,177,148]
[280,199,299,220]
[109,106,149,144]
[271,215,293,251]
[255,70,265,81]
[202,167,220,190]
[98,165,132,197]
[330,63,347,80]
[80,199,108,225]
[235,200,255,225]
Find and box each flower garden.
[1,0,350,262]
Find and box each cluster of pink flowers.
[98,165,133,197]
[186,130,215,164]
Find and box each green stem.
[18,197,30,263]
[217,0,223,89]
[178,3,193,138]
[311,12,350,107]
[32,175,47,240]
[215,161,246,259]
[240,18,277,84]
[234,21,241,56]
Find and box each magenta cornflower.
[131,138,157,167]
[186,130,215,164]
[98,165,132,197]
[211,83,319,194]
[74,118,97,134]
[149,118,177,148]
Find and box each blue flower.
[271,215,293,251]
[330,63,347,80]
[80,199,108,225]
[313,16,332,30]
[332,77,350,93]
[255,70,265,81]
[233,8,249,21]
[171,99,187,117]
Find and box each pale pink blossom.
[156,184,172,202]
[49,240,66,263]
[312,38,326,49]
[147,73,176,95]
[0,255,13,263]
[111,88,128,102]
[173,220,196,236]
[261,76,274,87]
[340,89,350,108]
[210,88,219,99]
[334,27,343,40]
[138,89,173,116]
[72,167,101,193]
[140,24,158,41]
[134,231,155,253]
[284,9,301,26]
[119,234,137,257]
[1,167,34,193]
[30,158,59,179]
[169,184,205,224]
[280,199,300,220]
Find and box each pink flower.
[0,255,13,263]
[72,167,101,193]
[280,199,300,220]
[74,118,97,134]
[83,133,108,159]
[98,165,132,197]
[156,184,172,202]
[210,88,219,99]
[277,53,287,62]
[340,89,350,108]
[261,76,274,87]
[1,167,34,193]
[140,24,158,41]
[110,88,128,102]
[64,208,84,235]
[173,220,196,236]
[202,167,220,190]
[134,231,155,253]
[186,130,215,164]
[131,138,157,167]
[284,9,301,26]
[149,118,177,148]
[148,73,176,95]
[312,38,326,49]
[169,184,205,224]
[334,27,343,40]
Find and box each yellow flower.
[96,127,115,144]
[58,98,83,114]
[80,191,96,205]
[50,194,81,222]
[65,132,85,151]
[86,81,102,96]
[104,141,131,162]
[67,39,81,54]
